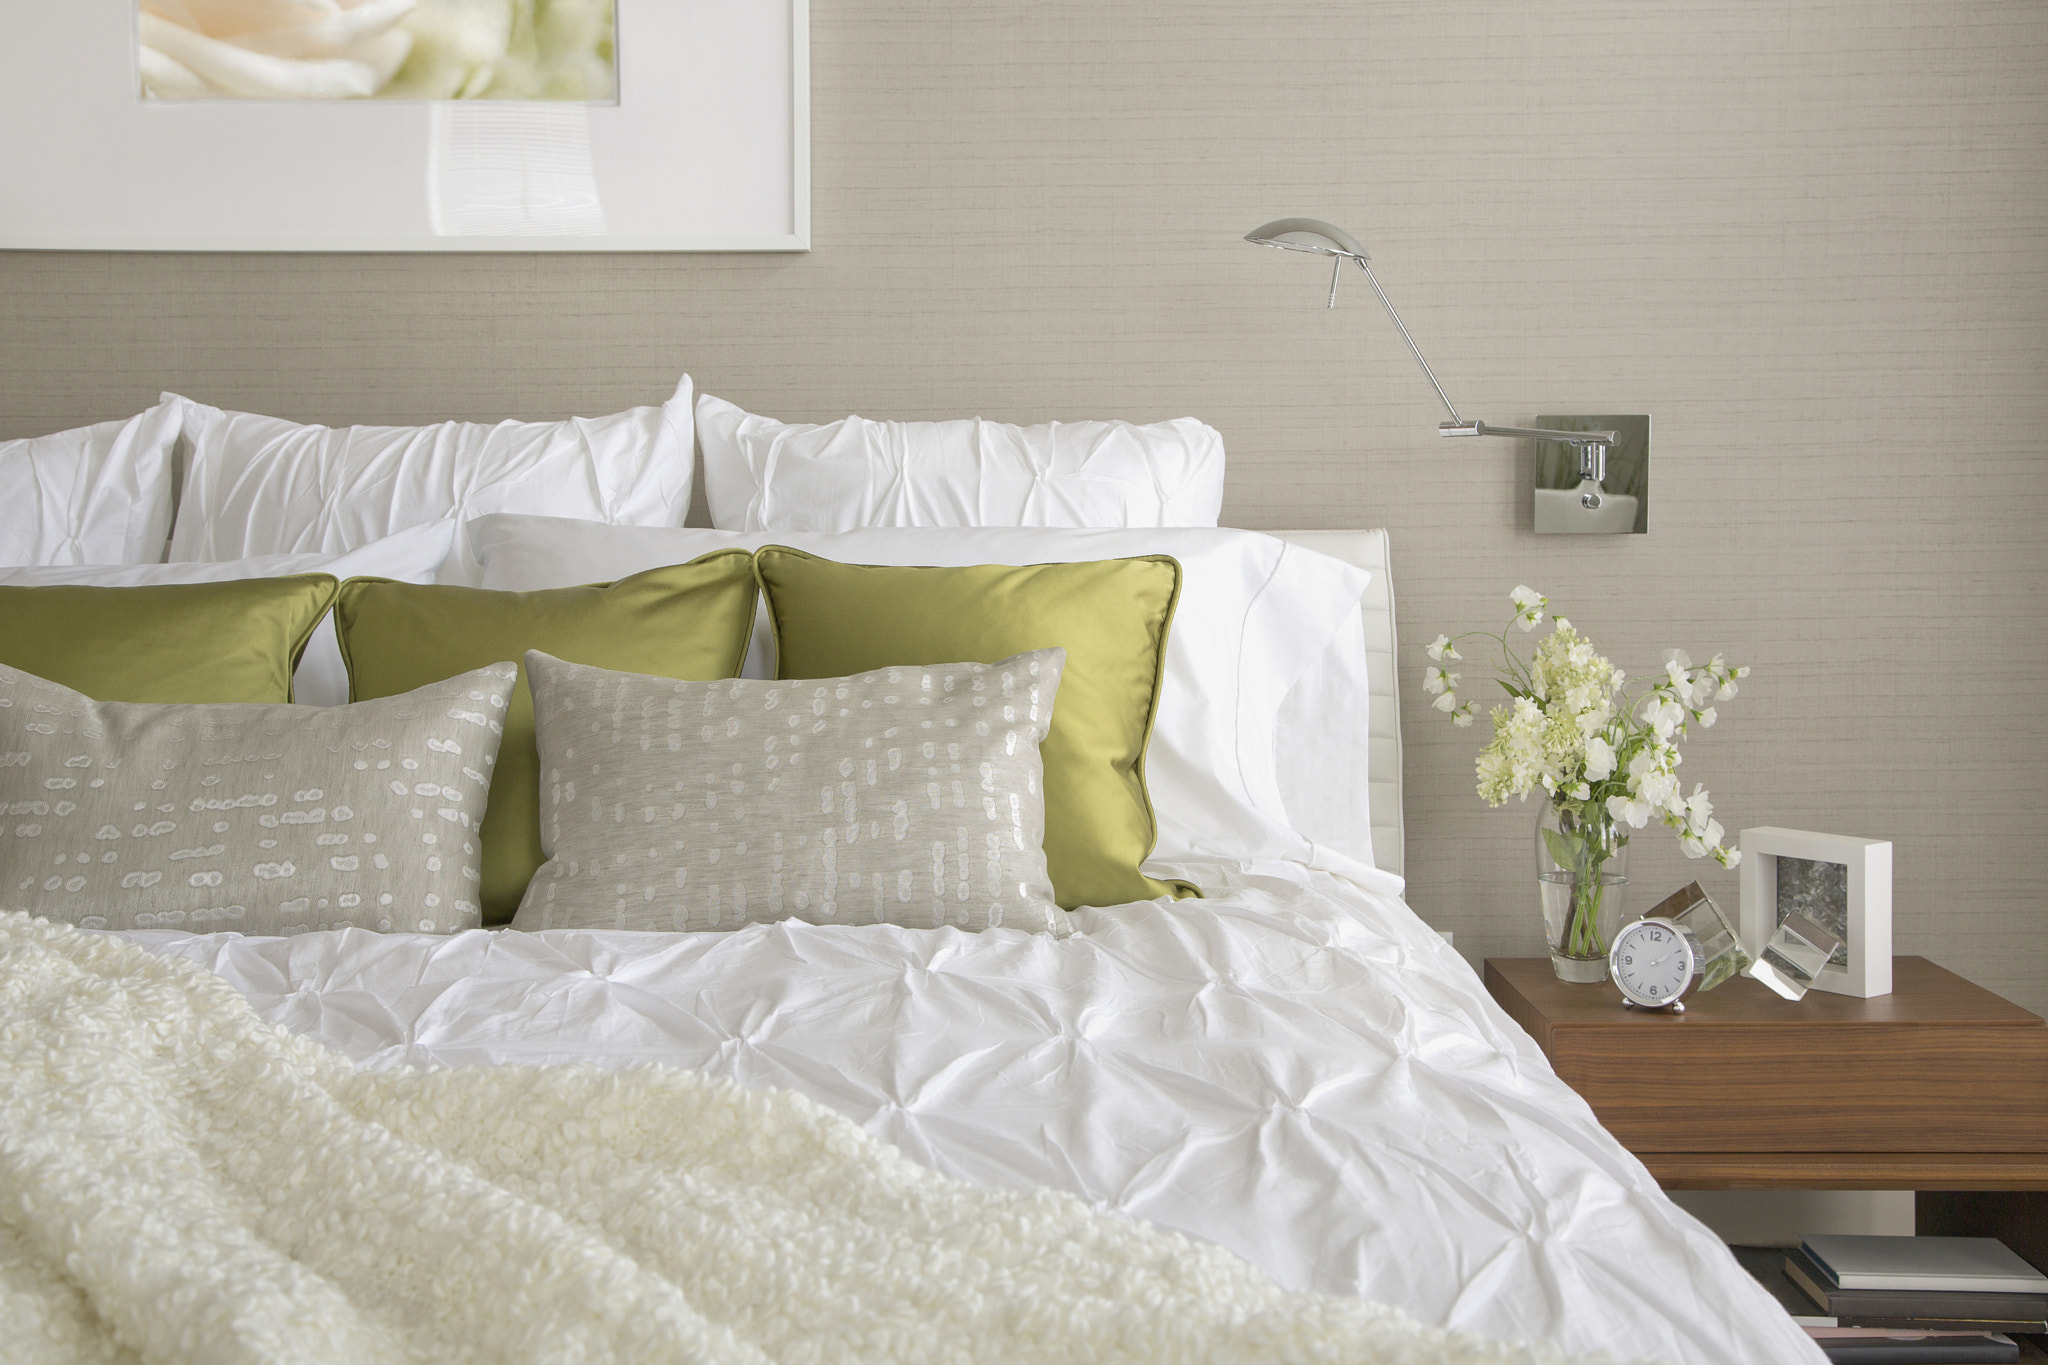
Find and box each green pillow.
[753,546,1194,910]
[335,553,760,925]
[0,576,338,703]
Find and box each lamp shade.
[1243,217,1366,259]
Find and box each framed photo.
[0,2,808,252]
[1738,826,1892,998]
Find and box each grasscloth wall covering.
[3,3,2044,1008]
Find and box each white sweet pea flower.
[1584,735,1617,781]
[1718,847,1743,869]
[1432,691,1461,713]
[1638,695,1684,740]
[1606,794,1653,829]
[1452,705,1475,728]
[1509,585,1547,632]
[1427,634,1460,662]
[1664,659,1696,705]
[1640,771,1680,812]
[1680,830,1709,858]
[1569,782,1591,800]
[1696,705,1717,727]
[1423,667,1459,696]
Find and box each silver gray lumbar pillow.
[515,647,1067,935]
[0,661,517,935]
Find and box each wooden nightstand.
[1483,956,2048,1280]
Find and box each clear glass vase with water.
[1536,801,1630,983]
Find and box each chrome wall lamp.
[1245,217,1647,533]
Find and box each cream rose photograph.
[136,0,618,102]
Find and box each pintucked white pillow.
[165,376,695,580]
[0,400,183,567]
[696,393,1226,532]
[0,521,457,707]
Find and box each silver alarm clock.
[1608,916,1700,1010]
[1608,881,1753,1011]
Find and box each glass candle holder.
[1745,909,1843,1001]
[1642,881,1751,992]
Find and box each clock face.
[1612,919,1695,1006]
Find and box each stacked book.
[1786,1236,2048,1364]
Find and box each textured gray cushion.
[0,662,517,935]
[514,648,1067,935]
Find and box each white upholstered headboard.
[1266,530,1405,879]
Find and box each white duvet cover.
[127,862,1822,1365]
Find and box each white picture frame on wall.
[0,1,809,252]
[1738,826,1893,999]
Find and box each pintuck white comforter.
[127,863,1823,1365]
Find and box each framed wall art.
[1738,826,1893,999]
[0,1,808,252]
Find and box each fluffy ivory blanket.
[0,913,1614,1365]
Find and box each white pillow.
[165,376,695,579]
[697,393,1226,532]
[0,520,456,707]
[463,516,1377,882]
[0,399,183,566]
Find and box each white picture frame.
[0,2,809,253]
[1738,826,1893,998]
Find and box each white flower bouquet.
[1426,587,1748,971]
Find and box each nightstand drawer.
[1485,957,2048,1158]
[1544,1023,2048,1152]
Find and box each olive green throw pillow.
[335,553,760,924]
[0,575,338,703]
[753,547,1194,910]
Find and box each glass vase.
[1535,800,1630,983]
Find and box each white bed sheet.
[125,863,1822,1365]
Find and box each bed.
[0,386,1824,1364]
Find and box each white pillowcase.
[0,521,456,707]
[697,393,1226,532]
[463,515,1378,883]
[165,377,695,580]
[0,400,183,566]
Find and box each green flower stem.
[1546,805,1619,959]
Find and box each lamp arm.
[1448,422,1621,446]
[1331,250,1620,475]
[1441,421,1620,486]
[1352,256,1465,426]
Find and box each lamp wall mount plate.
[1534,415,1650,535]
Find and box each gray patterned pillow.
[514,648,1067,935]
[0,662,517,935]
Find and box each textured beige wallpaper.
[3,1,2044,1009]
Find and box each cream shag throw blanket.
[0,914,1610,1365]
